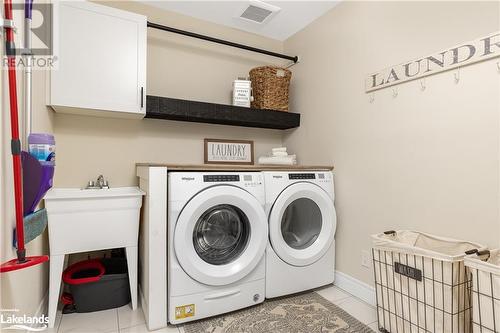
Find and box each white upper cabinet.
[49,1,147,118]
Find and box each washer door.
[269,182,336,267]
[174,185,267,286]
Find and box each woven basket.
[249,66,292,111]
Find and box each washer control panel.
[201,174,263,187]
[289,173,316,180]
[203,175,240,182]
[244,174,263,187]
[169,172,265,203]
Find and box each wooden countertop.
[136,163,334,171]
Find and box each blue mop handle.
[25,0,33,19]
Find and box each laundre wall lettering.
[365,32,500,92]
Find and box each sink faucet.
[97,175,105,188]
[86,175,109,189]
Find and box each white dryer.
[263,171,337,298]
[167,172,267,324]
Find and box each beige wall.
[284,1,500,286]
[53,1,287,187]
[1,1,285,316]
[3,0,500,317]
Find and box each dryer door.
[174,185,267,286]
[269,182,336,267]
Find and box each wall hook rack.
[147,21,299,64]
[454,67,460,84]
[392,88,398,98]
[420,79,426,91]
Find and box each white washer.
[263,171,337,298]
[168,172,267,324]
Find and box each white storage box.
[232,79,253,107]
[465,249,500,333]
[372,230,484,333]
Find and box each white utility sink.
[46,186,145,200]
[44,187,145,254]
[44,186,145,328]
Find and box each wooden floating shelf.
[136,163,334,171]
[145,95,300,130]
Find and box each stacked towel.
[258,147,297,165]
[258,155,297,165]
[272,147,287,154]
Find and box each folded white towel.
[272,151,288,157]
[258,155,297,165]
[272,147,287,153]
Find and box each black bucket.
[62,258,131,313]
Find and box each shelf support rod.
[147,21,299,63]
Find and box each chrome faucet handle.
[85,180,100,189]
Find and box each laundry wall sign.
[204,139,254,165]
[365,31,500,92]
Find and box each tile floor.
[51,285,378,333]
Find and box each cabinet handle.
[140,87,144,108]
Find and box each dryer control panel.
[263,171,334,202]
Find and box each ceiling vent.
[238,1,281,24]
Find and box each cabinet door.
[50,1,146,117]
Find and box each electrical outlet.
[361,250,371,268]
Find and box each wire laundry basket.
[372,230,484,333]
[465,249,500,333]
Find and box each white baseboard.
[334,270,376,307]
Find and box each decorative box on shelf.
[232,78,253,108]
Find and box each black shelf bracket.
[147,21,299,63]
